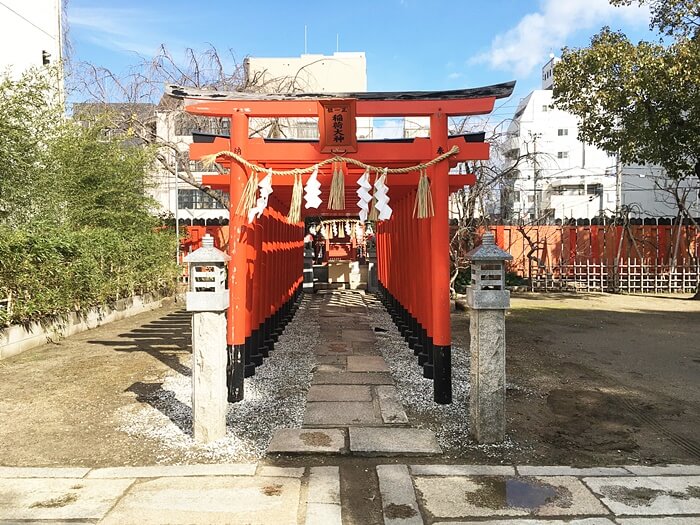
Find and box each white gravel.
[116,290,521,462]
[117,296,318,463]
[364,294,520,458]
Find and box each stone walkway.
[267,290,441,456]
[1,463,698,524]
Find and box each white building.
[621,166,700,219]
[505,58,699,222]
[0,0,64,96]
[245,52,367,93]
[504,81,617,223]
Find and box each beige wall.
[245,52,367,93]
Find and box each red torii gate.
[169,82,515,404]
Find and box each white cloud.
[471,0,650,77]
[68,7,177,56]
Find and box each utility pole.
[532,134,539,222]
[615,151,622,217]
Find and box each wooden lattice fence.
[487,224,699,294]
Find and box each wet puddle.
[466,477,562,510]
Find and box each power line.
[0,1,57,40]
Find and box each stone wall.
[0,292,177,360]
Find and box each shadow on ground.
[89,310,192,376]
[126,381,192,436]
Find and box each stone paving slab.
[440,518,616,525]
[517,466,632,476]
[582,475,700,516]
[0,477,134,521]
[350,341,380,354]
[342,330,376,343]
[314,342,352,356]
[349,428,442,456]
[413,475,607,518]
[99,475,301,525]
[307,384,372,402]
[267,428,347,455]
[0,466,90,478]
[411,465,516,476]
[376,464,424,525]
[305,502,342,525]
[87,463,257,478]
[315,355,347,365]
[617,518,700,524]
[304,401,382,426]
[376,385,409,424]
[347,355,390,372]
[257,466,305,478]
[312,371,394,385]
[623,465,700,476]
[316,363,346,373]
[307,466,340,504]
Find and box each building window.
[587,184,603,196]
[557,151,569,159]
[188,160,207,172]
[513,190,521,201]
[557,128,568,136]
[178,189,226,209]
[542,105,549,112]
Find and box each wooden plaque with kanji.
[317,99,358,153]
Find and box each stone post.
[303,241,314,293]
[184,234,230,443]
[366,241,378,293]
[465,232,512,443]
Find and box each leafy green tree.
[0,68,177,325]
[0,69,63,226]
[553,0,700,297]
[553,2,699,179]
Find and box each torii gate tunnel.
[171,81,515,404]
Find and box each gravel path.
[364,294,518,457]
[117,296,318,462]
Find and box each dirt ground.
[481,292,700,466]
[0,293,699,467]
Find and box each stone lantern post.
[466,232,513,443]
[184,234,230,443]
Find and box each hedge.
[0,225,178,326]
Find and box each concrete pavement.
[1,463,698,524]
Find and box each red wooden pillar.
[261,210,273,353]
[252,216,265,358]
[397,197,405,313]
[417,190,433,375]
[430,110,452,404]
[245,213,255,362]
[227,112,249,400]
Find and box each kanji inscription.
[317,99,358,153]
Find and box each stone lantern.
[466,232,512,308]
[185,234,230,312]
[183,234,229,443]
[465,232,512,444]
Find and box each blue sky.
[67,0,655,118]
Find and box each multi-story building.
[504,57,617,223]
[504,57,699,222]
[0,0,64,98]
[621,165,700,219]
